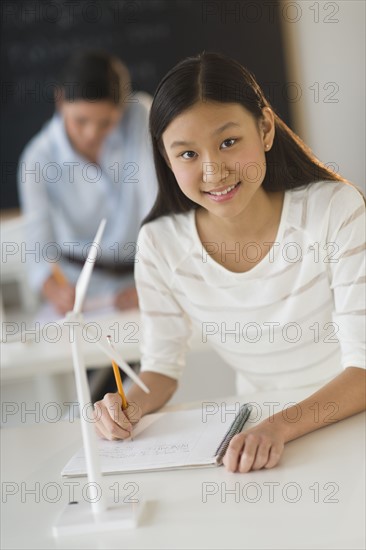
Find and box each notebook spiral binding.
[214,403,252,465]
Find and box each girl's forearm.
[126,371,178,416]
[265,367,366,443]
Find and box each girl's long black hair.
[143,51,363,226]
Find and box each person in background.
[17,50,158,315]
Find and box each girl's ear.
[260,107,275,145]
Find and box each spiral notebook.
[61,403,251,477]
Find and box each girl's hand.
[223,422,285,473]
[93,393,142,440]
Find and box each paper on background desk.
[62,406,241,476]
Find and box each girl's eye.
[221,138,237,149]
[179,138,238,158]
[180,151,197,159]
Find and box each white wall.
[280,0,365,191]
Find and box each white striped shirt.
[135,180,366,393]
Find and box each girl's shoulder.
[295,179,364,204]
[139,209,194,240]
[137,210,195,258]
[287,179,365,233]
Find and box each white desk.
[1,386,365,549]
[1,309,143,381]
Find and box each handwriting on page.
[99,441,190,460]
[62,407,235,475]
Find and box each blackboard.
[1,0,292,209]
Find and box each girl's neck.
[198,188,285,242]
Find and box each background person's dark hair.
[143,51,364,226]
[57,50,131,107]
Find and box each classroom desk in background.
[1,386,365,550]
[1,309,145,423]
[1,309,206,381]
[1,309,142,381]
[1,308,218,427]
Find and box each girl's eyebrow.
[169,121,241,149]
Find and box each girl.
[94,52,365,473]
[18,50,157,314]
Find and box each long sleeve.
[325,184,366,369]
[135,224,192,380]
[17,146,54,293]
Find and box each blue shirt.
[17,92,158,296]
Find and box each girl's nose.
[202,161,230,185]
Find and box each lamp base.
[53,498,144,537]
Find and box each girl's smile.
[203,179,242,201]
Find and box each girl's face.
[60,100,122,157]
[162,101,275,220]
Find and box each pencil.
[52,263,68,286]
[106,335,128,410]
